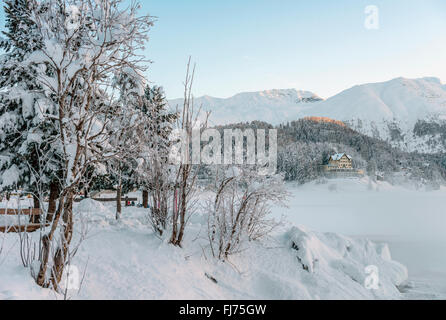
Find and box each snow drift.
[0,197,408,300]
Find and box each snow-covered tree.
[107,69,147,219]
[169,59,209,246]
[206,165,288,259]
[135,85,177,235]
[0,0,62,213]
[0,0,153,290]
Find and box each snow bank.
[74,198,115,227]
[0,265,56,300]
[76,198,112,216]
[66,209,408,299]
[283,226,408,299]
[0,196,409,300]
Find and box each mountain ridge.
[169,77,446,153]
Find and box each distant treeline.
[213,119,446,186]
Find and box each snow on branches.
[0,0,154,290]
[207,165,288,259]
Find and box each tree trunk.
[37,234,50,286]
[171,175,187,247]
[142,190,149,208]
[46,181,59,223]
[33,194,40,209]
[31,193,41,223]
[36,194,65,288]
[176,185,187,246]
[116,185,122,220]
[50,192,74,290]
[170,189,178,244]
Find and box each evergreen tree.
[143,86,178,153]
[107,69,147,218]
[0,0,62,210]
[136,85,177,234]
[0,0,154,289]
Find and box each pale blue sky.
[1,0,445,99]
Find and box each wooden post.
[31,194,41,223]
[47,181,59,223]
[142,190,149,209]
[174,188,178,216]
[116,186,122,219]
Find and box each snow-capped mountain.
[302,77,446,125]
[296,77,446,152]
[168,89,322,126]
[169,77,446,153]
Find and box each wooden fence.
[0,224,48,233]
[0,208,41,215]
[74,197,138,203]
[0,208,44,233]
[1,197,139,233]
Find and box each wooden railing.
[1,197,140,233]
[0,208,41,215]
[74,197,138,203]
[0,208,45,233]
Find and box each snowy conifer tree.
[107,69,146,219]
[0,0,62,212]
[0,0,153,290]
[134,85,177,235]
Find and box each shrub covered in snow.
[206,166,288,259]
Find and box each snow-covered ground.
[1,178,444,300]
[272,178,446,299]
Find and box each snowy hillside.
[300,77,446,127]
[170,77,446,152]
[168,89,322,126]
[297,77,446,153]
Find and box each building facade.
[327,153,353,170]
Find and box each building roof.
[330,153,352,161]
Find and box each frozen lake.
[274,178,446,299]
